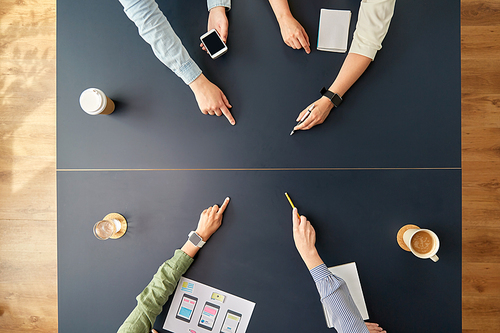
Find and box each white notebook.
[323,262,369,328]
[317,8,352,53]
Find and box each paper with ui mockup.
[325,262,369,327]
[317,9,352,53]
[164,276,255,333]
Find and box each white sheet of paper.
[328,262,369,320]
[317,9,352,53]
[163,277,255,333]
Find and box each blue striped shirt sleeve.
[310,264,370,333]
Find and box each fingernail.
[226,197,230,201]
[231,121,235,125]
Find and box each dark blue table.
[57,0,460,170]
[57,1,461,332]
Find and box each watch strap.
[320,87,343,107]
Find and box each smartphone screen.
[201,30,225,55]
[220,310,242,333]
[176,294,198,323]
[198,301,220,331]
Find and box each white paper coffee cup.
[79,88,115,115]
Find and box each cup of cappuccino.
[79,88,115,115]
[403,228,440,262]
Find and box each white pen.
[290,104,315,136]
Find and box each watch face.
[189,232,202,245]
[332,94,342,107]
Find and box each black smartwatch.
[320,87,343,107]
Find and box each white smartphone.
[200,29,228,59]
[220,310,242,333]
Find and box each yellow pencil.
[285,192,301,218]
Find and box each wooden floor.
[0,0,498,332]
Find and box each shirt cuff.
[172,249,195,271]
[175,58,203,85]
[349,41,377,61]
[207,0,231,11]
[309,263,333,283]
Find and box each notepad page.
[327,262,369,320]
[317,9,351,53]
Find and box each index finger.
[296,108,309,122]
[221,105,236,125]
[218,197,230,214]
[297,32,310,54]
[292,208,300,228]
[295,114,316,130]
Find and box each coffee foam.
[411,231,434,254]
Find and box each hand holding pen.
[291,97,336,133]
[290,104,315,135]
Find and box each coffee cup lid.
[80,88,106,114]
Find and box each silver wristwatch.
[188,231,206,248]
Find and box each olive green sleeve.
[117,249,194,333]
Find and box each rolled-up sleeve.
[119,0,202,84]
[310,264,369,333]
[349,0,396,60]
[207,0,231,12]
[117,249,194,333]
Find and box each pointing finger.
[218,197,230,214]
[221,105,236,125]
[298,32,310,54]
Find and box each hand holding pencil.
[285,192,324,269]
[285,192,301,218]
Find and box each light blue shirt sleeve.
[207,0,231,11]
[310,264,370,333]
[119,0,202,84]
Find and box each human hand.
[294,97,334,131]
[195,197,230,241]
[189,74,235,125]
[365,322,387,333]
[277,14,310,54]
[201,6,228,52]
[292,208,323,269]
